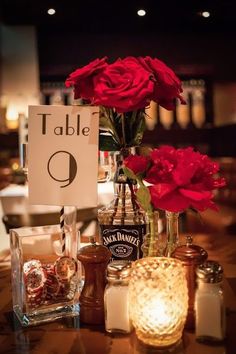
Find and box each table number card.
[28,105,99,207]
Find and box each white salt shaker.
[104,260,133,333]
[195,260,226,342]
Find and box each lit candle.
[129,257,188,347]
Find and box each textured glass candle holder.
[129,257,188,347]
[10,225,80,326]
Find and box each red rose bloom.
[145,146,226,212]
[65,57,108,100]
[138,56,186,110]
[65,56,186,113]
[125,145,226,213]
[124,155,150,175]
[93,57,155,112]
[145,146,177,184]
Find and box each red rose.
[93,57,155,112]
[145,145,176,184]
[65,57,108,100]
[138,56,186,110]
[124,155,150,175]
[65,56,186,113]
[148,184,216,213]
[144,146,226,212]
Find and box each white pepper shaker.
[104,260,133,334]
[195,260,226,342]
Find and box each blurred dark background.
[0,0,236,159]
[0,0,236,233]
[0,0,236,80]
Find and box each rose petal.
[179,188,211,201]
[124,155,150,175]
[149,188,190,212]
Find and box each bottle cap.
[107,260,132,280]
[196,260,223,283]
[172,235,208,265]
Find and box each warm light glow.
[6,106,18,121]
[129,257,188,347]
[145,297,170,327]
[145,101,158,130]
[137,9,146,16]
[12,162,19,171]
[159,106,173,129]
[6,106,19,129]
[47,8,56,15]
[202,11,210,18]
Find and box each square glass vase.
[10,225,80,327]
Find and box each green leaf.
[99,115,115,132]
[99,107,148,149]
[123,167,137,181]
[136,186,152,212]
[99,108,121,146]
[129,111,138,126]
[130,112,146,146]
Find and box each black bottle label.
[100,224,146,261]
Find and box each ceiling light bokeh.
[137,9,146,17]
[202,11,210,18]
[47,8,56,15]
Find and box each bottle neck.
[113,181,135,198]
[113,147,137,201]
[148,211,159,233]
[165,211,179,257]
[98,147,146,226]
[141,211,161,258]
[113,147,137,185]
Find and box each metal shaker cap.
[172,235,208,264]
[196,260,223,283]
[107,260,132,280]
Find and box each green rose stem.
[147,211,156,256]
[121,183,126,224]
[165,211,179,257]
[121,114,126,147]
[112,184,120,221]
[107,108,121,147]
[111,182,142,226]
[104,109,146,225]
[110,148,142,225]
[128,182,142,225]
[134,178,157,257]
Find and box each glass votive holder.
[129,257,188,347]
[10,225,80,326]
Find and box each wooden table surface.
[1,232,236,354]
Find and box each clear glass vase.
[129,257,188,347]
[164,211,179,257]
[10,225,80,326]
[141,211,165,257]
[98,147,148,261]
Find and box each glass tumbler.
[10,225,80,326]
[129,257,188,347]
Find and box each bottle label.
[100,225,146,261]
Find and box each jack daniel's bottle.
[98,148,147,261]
